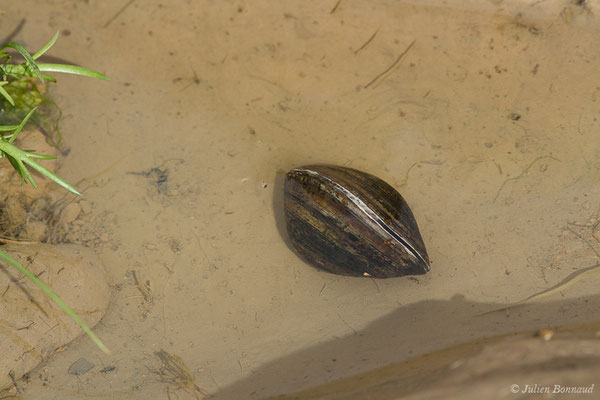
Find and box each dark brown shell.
[283,164,430,278]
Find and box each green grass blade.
[9,107,37,143]
[39,73,57,83]
[0,82,14,106]
[0,136,80,195]
[25,152,58,160]
[21,155,80,195]
[37,63,108,80]
[0,125,20,132]
[16,156,38,188]
[32,31,59,60]
[0,249,110,354]
[4,153,28,186]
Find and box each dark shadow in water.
[208,292,600,399]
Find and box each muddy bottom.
[1,0,600,399]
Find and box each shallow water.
[3,0,600,398]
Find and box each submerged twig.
[0,236,37,245]
[492,155,560,204]
[398,161,419,187]
[364,40,415,88]
[104,0,136,28]
[478,263,600,315]
[330,0,343,14]
[354,28,379,55]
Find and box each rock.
[22,220,48,242]
[79,200,92,214]
[61,203,82,224]
[68,358,95,375]
[0,243,110,391]
[5,197,27,226]
[29,197,51,220]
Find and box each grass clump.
[0,29,110,354]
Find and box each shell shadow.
[206,293,600,400]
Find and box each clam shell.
[283,165,430,278]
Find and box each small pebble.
[79,200,92,214]
[6,197,26,225]
[68,358,95,375]
[23,221,47,242]
[535,329,554,341]
[61,203,82,224]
